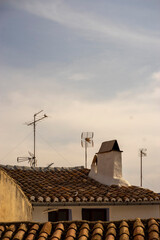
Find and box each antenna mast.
[27,110,48,167]
[17,110,48,167]
[139,148,147,187]
[81,132,94,168]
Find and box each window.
[82,208,109,221]
[48,209,72,222]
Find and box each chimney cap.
[97,140,123,154]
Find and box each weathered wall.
[32,204,160,222]
[0,169,32,221]
[89,151,130,186]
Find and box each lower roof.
[0,218,159,240]
[0,165,160,205]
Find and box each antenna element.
[81,132,94,168]
[139,148,147,187]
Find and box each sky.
[0,0,160,192]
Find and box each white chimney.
[89,140,130,186]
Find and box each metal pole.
[85,139,87,168]
[27,110,47,167]
[140,150,142,187]
[33,114,36,167]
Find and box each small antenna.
[81,132,94,168]
[139,148,147,187]
[44,162,54,170]
[17,155,33,167]
[17,110,48,167]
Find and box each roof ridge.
[0,164,85,171]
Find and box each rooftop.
[0,165,159,205]
[0,218,159,240]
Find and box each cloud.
[1,66,160,191]
[152,71,160,82]
[13,0,160,46]
[68,73,92,82]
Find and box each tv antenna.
[17,110,48,167]
[139,148,147,187]
[17,151,35,167]
[81,132,94,168]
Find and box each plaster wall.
[33,206,82,222]
[110,205,160,221]
[33,204,160,222]
[0,169,32,221]
[89,151,130,186]
[97,151,122,178]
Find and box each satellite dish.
[81,132,94,168]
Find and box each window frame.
[48,209,72,222]
[82,208,109,221]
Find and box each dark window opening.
[48,209,72,222]
[82,208,109,221]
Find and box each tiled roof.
[0,165,160,205]
[0,218,160,240]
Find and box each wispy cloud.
[13,0,160,46]
[68,73,92,82]
[152,71,160,82]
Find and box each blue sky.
[0,0,160,191]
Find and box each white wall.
[89,151,130,186]
[32,204,160,222]
[33,206,83,222]
[110,205,160,221]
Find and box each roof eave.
[32,200,160,207]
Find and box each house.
[0,218,159,240]
[0,140,160,222]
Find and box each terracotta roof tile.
[51,229,63,240]
[1,219,160,240]
[38,222,52,240]
[50,223,64,240]
[92,227,103,237]
[66,228,76,238]
[133,218,145,230]
[2,224,16,240]
[119,225,129,236]
[25,224,39,240]
[1,165,160,204]
[0,226,5,239]
[12,224,27,240]
[78,227,89,238]
[106,223,116,237]
[133,219,145,240]
[148,219,159,240]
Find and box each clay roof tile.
[2,224,16,240]
[148,231,159,240]
[25,224,39,240]
[0,226,5,238]
[148,219,159,228]
[0,219,160,240]
[1,165,160,204]
[12,224,27,240]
